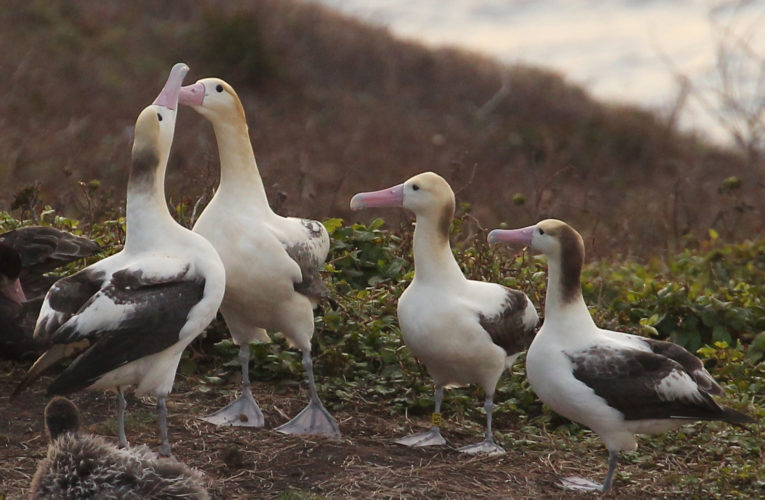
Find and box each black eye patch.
[157,113,163,121]
[412,184,420,191]
[216,84,223,93]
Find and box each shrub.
[4,208,760,420]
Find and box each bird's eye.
[157,113,163,121]
[412,184,420,191]
[538,228,545,235]
[216,84,224,93]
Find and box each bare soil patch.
[0,359,707,499]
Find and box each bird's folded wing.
[566,346,723,421]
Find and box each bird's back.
[30,434,209,500]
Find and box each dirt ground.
[0,359,713,499]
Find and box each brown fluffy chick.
[29,396,210,500]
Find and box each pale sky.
[313,0,765,144]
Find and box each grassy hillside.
[0,0,762,256]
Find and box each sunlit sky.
[312,0,765,144]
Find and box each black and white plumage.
[30,397,210,500]
[0,226,100,298]
[488,219,755,491]
[351,172,539,455]
[0,228,99,360]
[177,77,337,436]
[13,63,226,457]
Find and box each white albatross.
[488,219,755,491]
[12,63,226,457]
[350,172,539,455]
[177,77,337,437]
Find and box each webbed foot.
[199,388,265,427]
[275,399,340,438]
[559,476,605,492]
[456,439,505,456]
[394,427,447,447]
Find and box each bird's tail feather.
[10,341,90,399]
[721,406,757,429]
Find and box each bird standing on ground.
[177,76,337,437]
[488,219,756,491]
[13,63,226,457]
[351,172,539,454]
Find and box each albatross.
[12,63,226,457]
[350,172,539,454]
[0,241,35,359]
[0,226,100,299]
[1,227,99,360]
[488,219,755,491]
[177,76,337,437]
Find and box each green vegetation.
[3,1,763,495]
[3,207,761,497]
[585,237,765,352]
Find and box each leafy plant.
[4,209,761,498]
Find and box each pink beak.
[350,183,405,210]
[152,63,189,110]
[487,225,536,246]
[179,81,205,107]
[2,277,27,304]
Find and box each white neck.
[411,216,464,286]
[124,162,178,252]
[210,116,273,214]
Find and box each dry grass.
[2,359,760,499]
[1,0,762,258]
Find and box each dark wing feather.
[641,337,723,395]
[47,277,205,395]
[478,287,538,356]
[0,292,21,321]
[17,274,58,301]
[0,227,99,299]
[0,242,22,281]
[35,268,106,345]
[0,295,40,359]
[0,226,100,272]
[567,346,753,425]
[285,241,328,302]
